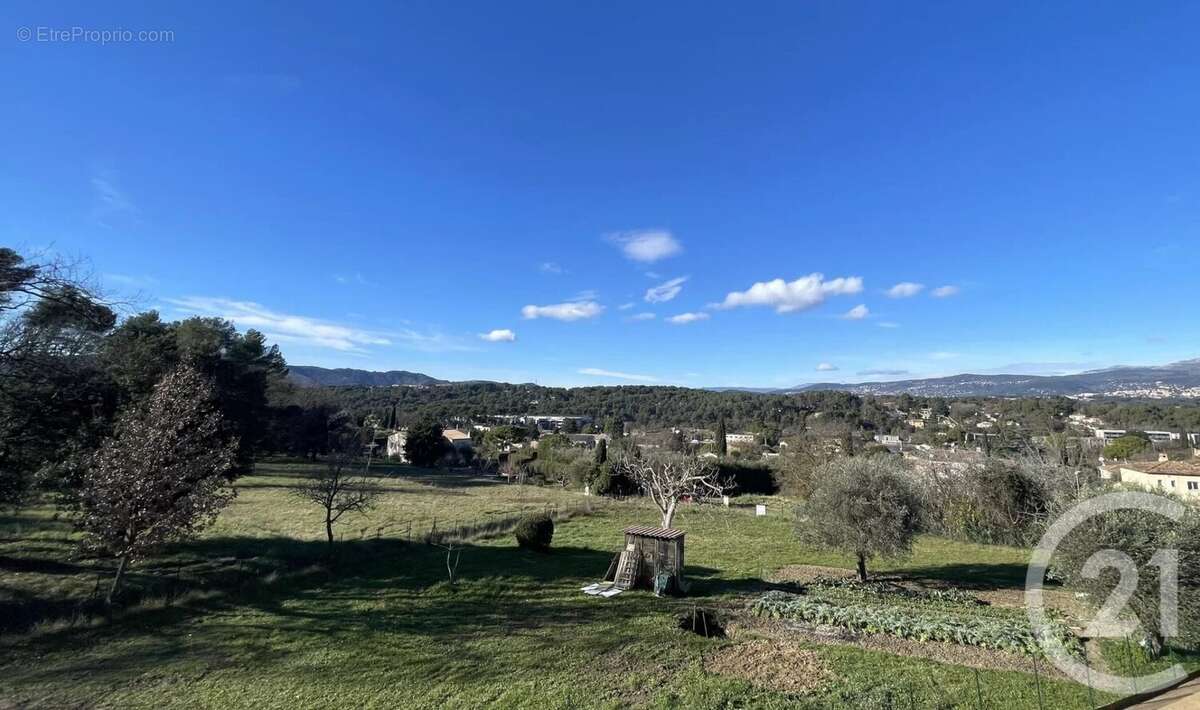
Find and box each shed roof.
[624,526,685,540]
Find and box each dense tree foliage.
[0,249,116,503]
[404,417,447,467]
[283,382,871,433]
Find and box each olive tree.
[795,456,921,581]
[79,366,237,603]
[617,452,726,528]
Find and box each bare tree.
[292,421,379,557]
[617,452,727,528]
[79,366,238,603]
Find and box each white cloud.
[607,230,682,263]
[628,312,656,321]
[644,276,687,303]
[91,172,139,228]
[668,312,710,325]
[816,362,838,371]
[877,321,900,329]
[843,304,869,320]
[479,329,516,342]
[578,367,658,382]
[618,302,635,310]
[167,297,393,353]
[539,262,564,274]
[716,273,863,314]
[930,351,959,360]
[931,285,960,298]
[521,301,604,321]
[886,282,925,298]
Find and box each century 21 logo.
[1025,492,1186,694]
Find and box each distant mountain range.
[782,359,1200,398]
[289,359,1200,399]
[287,366,448,388]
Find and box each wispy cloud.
[627,312,656,321]
[578,367,658,382]
[716,274,863,314]
[843,304,869,320]
[859,368,910,376]
[668,312,709,325]
[931,285,960,298]
[877,321,901,329]
[479,329,516,342]
[104,273,159,289]
[618,302,636,311]
[333,272,378,287]
[886,282,925,298]
[816,362,838,371]
[607,229,682,263]
[168,297,391,352]
[521,301,604,321]
[930,351,959,360]
[167,296,473,354]
[91,171,139,228]
[539,262,565,275]
[644,276,687,303]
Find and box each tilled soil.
[703,639,833,694]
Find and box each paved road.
[1127,676,1200,709]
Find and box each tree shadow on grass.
[893,562,1033,590]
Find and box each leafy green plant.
[751,591,1083,659]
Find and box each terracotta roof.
[1122,460,1200,477]
[624,526,685,540]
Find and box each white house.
[1093,428,1181,443]
[725,433,756,446]
[1114,458,1200,498]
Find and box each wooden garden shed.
[607,526,685,590]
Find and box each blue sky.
[3,2,1198,387]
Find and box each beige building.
[1115,459,1200,498]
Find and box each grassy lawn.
[0,462,1139,708]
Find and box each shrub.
[514,513,554,551]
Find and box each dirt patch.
[768,565,857,584]
[704,640,833,694]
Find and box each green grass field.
[0,462,1145,708]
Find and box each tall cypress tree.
[715,417,727,457]
[594,438,607,465]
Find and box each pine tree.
[594,438,607,465]
[715,417,727,457]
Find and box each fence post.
[1032,654,1045,710]
[973,666,984,709]
[1085,659,1095,709]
